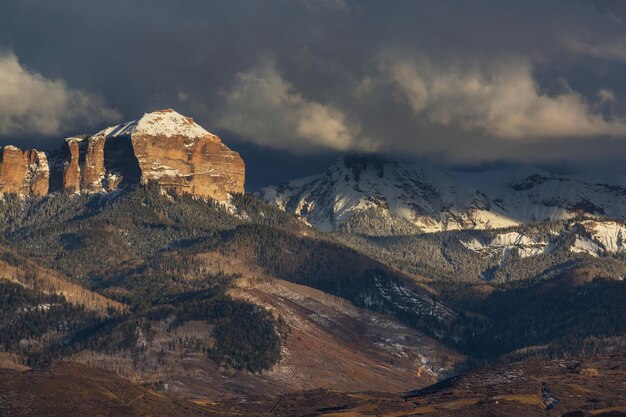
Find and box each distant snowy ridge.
[461,220,626,260]
[255,155,626,235]
[461,232,553,259]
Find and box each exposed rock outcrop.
[0,146,49,197]
[27,150,50,196]
[0,109,244,201]
[99,109,244,200]
[62,138,82,193]
[80,135,107,193]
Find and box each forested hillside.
[336,220,626,283]
[0,185,455,387]
[334,222,626,361]
[1,184,625,392]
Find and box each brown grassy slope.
[232,278,462,392]
[3,355,623,417]
[0,362,213,417]
[0,246,126,315]
[69,251,462,403]
[395,354,626,417]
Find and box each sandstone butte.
[0,109,245,201]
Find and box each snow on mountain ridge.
[255,155,626,235]
[461,232,553,259]
[461,219,626,260]
[581,220,626,253]
[97,109,216,140]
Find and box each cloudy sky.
[2,0,626,189]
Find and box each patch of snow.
[462,232,552,259]
[570,237,601,257]
[143,160,183,180]
[65,136,85,144]
[218,198,237,215]
[581,220,626,253]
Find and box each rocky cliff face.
[98,109,245,200]
[0,146,49,197]
[0,109,244,201]
[62,138,82,193]
[80,135,107,193]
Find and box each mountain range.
[256,155,626,235]
[0,109,625,417]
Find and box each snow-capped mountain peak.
[96,109,217,140]
[255,155,626,235]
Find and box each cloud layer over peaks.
[216,59,374,152]
[4,0,626,175]
[385,58,626,140]
[0,52,120,138]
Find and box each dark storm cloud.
[2,0,626,187]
